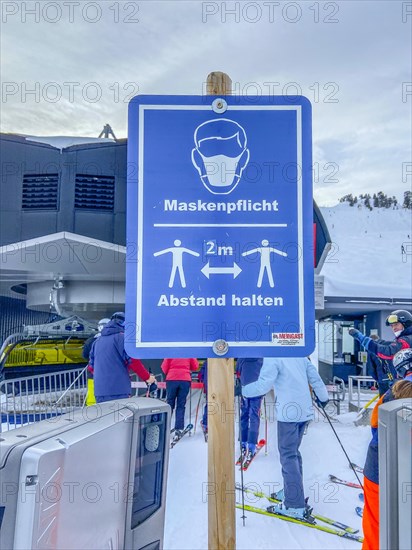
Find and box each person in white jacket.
[242,356,329,521]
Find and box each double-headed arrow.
[201,262,242,279]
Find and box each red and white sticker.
[272,333,304,346]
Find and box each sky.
[1,0,411,206]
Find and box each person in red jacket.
[161,358,199,434]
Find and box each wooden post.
[206,71,236,550]
[206,72,232,96]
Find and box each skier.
[161,357,199,436]
[349,310,412,362]
[198,359,208,436]
[365,335,396,396]
[82,318,110,406]
[236,358,264,465]
[82,318,110,361]
[90,312,156,403]
[242,357,329,521]
[361,348,412,550]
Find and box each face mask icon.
[191,118,250,195]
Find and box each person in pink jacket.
[161,358,199,434]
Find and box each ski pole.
[355,393,379,421]
[321,404,364,490]
[193,389,203,434]
[381,357,394,382]
[263,396,268,455]
[55,366,88,407]
[189,381,192,426]
[237,392,246,526]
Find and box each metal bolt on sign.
[213,339,229,356]
[212,98,228,113]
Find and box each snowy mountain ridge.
[319,203,411,298]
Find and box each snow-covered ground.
[164,391,371,550]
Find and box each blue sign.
[126,95,315,358]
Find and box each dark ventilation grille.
[75,174,115,211]
[22,174,59,210]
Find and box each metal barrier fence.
[348,375,377,411]
[325,376,346,415]
[348,375,378,426]
[0,367,87,432]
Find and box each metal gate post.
[378,398,412,550]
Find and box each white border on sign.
[136,104,305,348]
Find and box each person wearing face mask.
[349,310,412,366]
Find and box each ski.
[170,423,193,448]
[329,475,362,489]
[235,483,359,534]
[241,439,266,471]
[235,503,364,543]
[355,506,363,518]
[349,461,364,474]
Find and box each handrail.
[20,335,41,349]
[0,367,87,432]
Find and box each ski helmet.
[392,348,412,378]
[111,311,125,323]
[385,310,412,328]
[97,318,110,332]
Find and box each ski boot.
[304,498,314,517]
[271,488,284,501]
[171,429,183,444]
[271,490,313,516]
[244,448,257,463]
[268,502,316,524]
[241,447,258,470]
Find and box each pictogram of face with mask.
[191,118,250,195]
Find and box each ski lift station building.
[0,132,410,383]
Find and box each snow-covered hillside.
[319,203,412,298]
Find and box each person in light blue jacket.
[242,356,329,521]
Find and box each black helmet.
[111,311,125,322]
[393,349,412,378]
[385,310,412,328]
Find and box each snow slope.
[164,392,370,550]
[319,203,412,299]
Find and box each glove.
[349,328,371,349]
[314,395,329,409]
[147,382,158,397]
[349,328,362,339]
